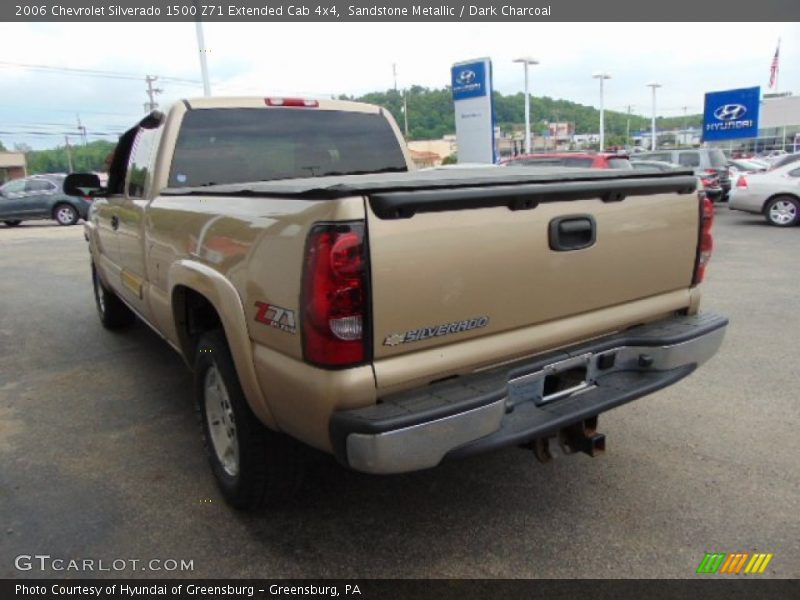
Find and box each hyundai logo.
[714,104,747,121]
[456,70,476,85]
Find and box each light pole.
[593,72,611,151]
[513,57,539,154]
[193,0,211,96]
[646,82,662,151]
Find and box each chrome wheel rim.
[56,206,75,224]
[204,365,239,477]
[769,200,796,225]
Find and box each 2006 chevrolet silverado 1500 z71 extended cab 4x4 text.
[64,97,727,510]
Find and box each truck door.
[94,126,139,280]
[115,125,161,315]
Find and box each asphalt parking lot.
[1,208,799,579]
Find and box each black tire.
[92,264,135,329]
[4,220,22,227]
[764,195,800,227]
[53,203,78,226]
[195,330,302,510]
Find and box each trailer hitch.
[528,416,606,463]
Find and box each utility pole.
[392,63,398,92]
[144,75,162,113]
[625,105,631,149]
[76,114,87,146]
[402,90,409,139]
[64,136,74,173]
[681,106,688,147]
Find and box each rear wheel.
[195,330,302,510]
[764,196,800,227]
[4,220,22,227]
[92,264,135,329]
[53,203,78,226]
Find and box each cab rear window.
[169,107,408,187]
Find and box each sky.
[0,21,797,149]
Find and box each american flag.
[769,42,780,89]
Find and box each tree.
[25,140,117,174]
[0,139,6,152]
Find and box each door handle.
[111,216,119,230]
[549,215,596,251]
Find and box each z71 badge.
[254,301,297,334]
[384,316,489,346]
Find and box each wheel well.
[172,285,223,361]
[762,193,800,213]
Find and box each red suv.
[501,152,633,170]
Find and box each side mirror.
[64,173,105,197]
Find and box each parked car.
[768,152,800,171]
[631,159,723,203]
[0,174,92,227]
[501,152,633,170]
[728,158,768,189]
[636,149,731,200]
[729,163,800,226]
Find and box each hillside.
[345,86,703,143]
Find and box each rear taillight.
[736,175,748,189]
[302,222,368,367]
[693,197,715,285]
[82,195,93,202]
[265,97,319,108]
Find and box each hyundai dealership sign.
[451,58,496,163]
[702,87,760,142]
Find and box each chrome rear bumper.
[330,313,728,475]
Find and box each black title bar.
[5,579,800,600]
[3,0,800,21]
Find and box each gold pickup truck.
[64,97,727,510]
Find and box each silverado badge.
[383,316,489,346]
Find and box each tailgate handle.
[549,215,596,251]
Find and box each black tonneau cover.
[161,166,697,220]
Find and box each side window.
[2,179,26,194]
[127,128,158,198]
[25,179,55,192]
[678,153,700,167]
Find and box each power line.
[0,60,202,86]
[0,130,122,137]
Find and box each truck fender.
[167,259,278,429]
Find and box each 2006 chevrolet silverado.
[65,97,727,510]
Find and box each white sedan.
[729,162,800,227]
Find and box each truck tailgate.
[366,178,700,374]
